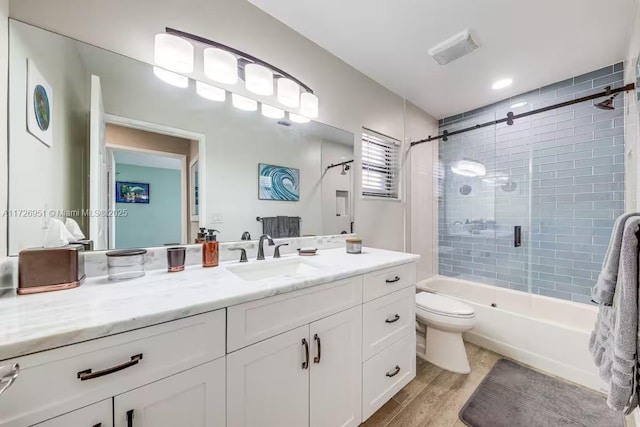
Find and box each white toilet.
[415,292,476,374]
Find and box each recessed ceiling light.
[492,78,513,90]
[510,101,527,109]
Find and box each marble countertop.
[0,247,419,360]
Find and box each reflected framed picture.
[258,163,300,201]
[116,181,150,204]
[26,59,54,147]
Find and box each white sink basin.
[227,259,319,281]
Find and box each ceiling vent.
[428,30,478,65]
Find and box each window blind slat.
[361,131,400,199]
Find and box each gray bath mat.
[459,359,624,427]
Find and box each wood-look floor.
[361,342,501,427]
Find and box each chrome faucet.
[257,234,275,260]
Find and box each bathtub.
[418,276,605,392]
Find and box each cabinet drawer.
[33,399,112,427]
[363,263,416,302]
[0,310,225,427]
[363,286,415,361]
[227,276,363,352]
[362,331,416,421]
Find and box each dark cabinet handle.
[385,314,400,324]
[92,424,102,427]
[313,334,321,364]
[385,276,401,283]
[77,354,143,381]
[302,339,309,369]
[386,365,401,378]
[126,409,134,427]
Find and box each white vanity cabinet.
[0,310,226,427]
[227,306,362,427]
[113,358,226,427]
[361,264,417,421]
[224,275,364,425]
[0,259,418,427]
[226,261,418,427]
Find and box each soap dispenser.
[202,229,220,268]
[195,227,207,244]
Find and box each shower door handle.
[514,226,522,248]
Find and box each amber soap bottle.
[202,229,220,267]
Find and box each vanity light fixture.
[153,66,189,88]
[261,104,285,119]
[277,78,300,108]
[232,93,258,111]
[154,28,318,116]
[289,113,311,123]
[196,81,226,102]
[154,34,194,74]
[245,63,274,96]
[300,92,319,118]
[203,48,238,84]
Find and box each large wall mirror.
[8,20,355,254]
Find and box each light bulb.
[245,63,274,96]
[277,78,300,108]
[196,81,226,102]
[232,93,258,111]
[261,104,285,119]
[153,67,188,88]
[154,34,194,73]
[204,48,238,84]
[300,92,319,118]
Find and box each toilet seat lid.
[416,292,474,317]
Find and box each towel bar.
[256,216,302,222]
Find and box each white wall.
[624,0,640,212]
[8,21,89,254]
[8,0,437,252]
[405,102,439,281]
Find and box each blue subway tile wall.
[438,63,625,304]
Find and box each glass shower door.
[492,102,533,296]
[437,111,498,287]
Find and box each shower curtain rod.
[326,160,354,170]
[410,83,636,147]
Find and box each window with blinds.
[361,130,401,199]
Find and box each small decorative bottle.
[195,227,207,244]
[202,229,220,268]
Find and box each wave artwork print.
[258,164,300,201]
